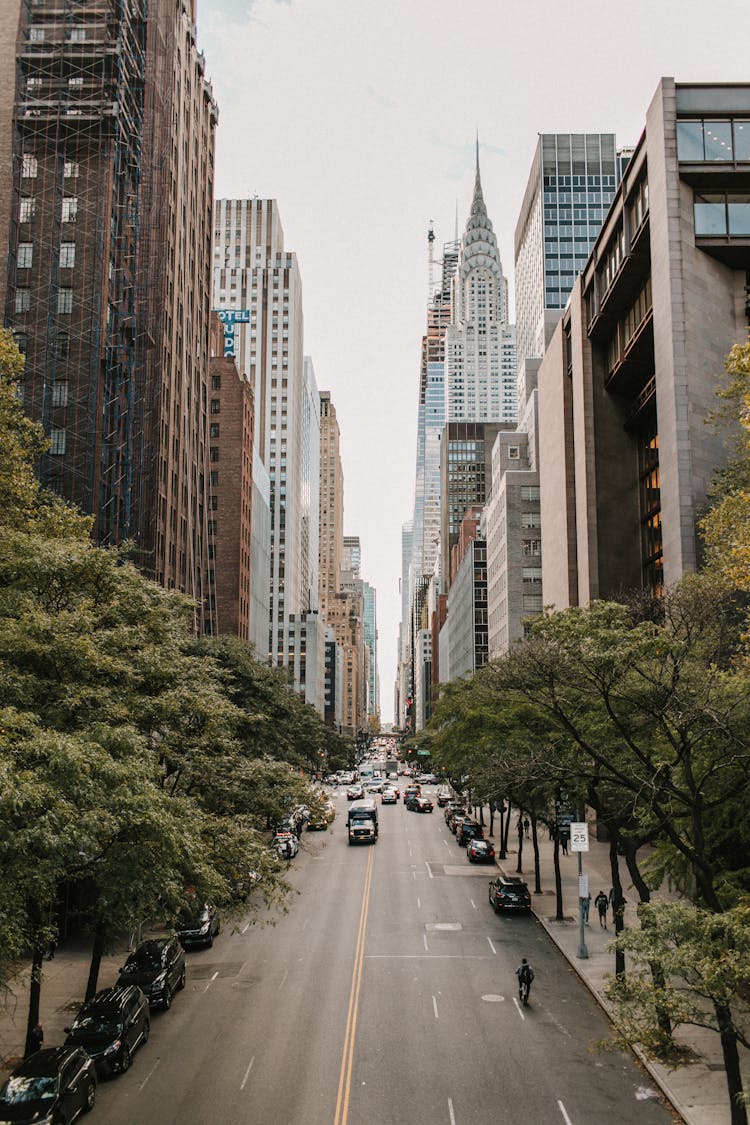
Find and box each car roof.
[14,1047,78,1074]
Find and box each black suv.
[176,903,221,949]
[117,937,186,1010]
[488,876,532,914]
[456,819,483,846]
[65,985,150,1076]
[0,1047,97,1124]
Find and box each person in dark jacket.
[594,890,609,928]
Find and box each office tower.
[300,356,321,616]
[319,391,344,619]
[445,150,516,425]
[396,519,413,729]
[205,315,254,640]
[250,452,271,656]
[537,79,750,607]
[4,0,217,616]
[439,506,488,682]
[514,134,621,410]
[213,198,306,665]
[361,581,379,721]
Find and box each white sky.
[199,0,750,723]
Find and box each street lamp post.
[570,816,589,960]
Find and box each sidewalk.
[481,814,745,1125]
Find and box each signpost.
[570,821,589,959]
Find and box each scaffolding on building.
[6,0,146,546]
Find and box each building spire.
[472,132,485,215]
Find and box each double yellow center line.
[333,845,375,1125]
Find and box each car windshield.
[472,841,489,849]
[1,1075,58,1105]
[179,907,209,926]
[124,947,163,971]
[73,1011,121,1035]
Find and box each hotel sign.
[216,309,251,358]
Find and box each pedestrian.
[580,891,591,924]
[45,925,58,961]
[594,890,608,928]
[523,816,530,839]
[560,832,568,856]
[27,1023,44,1057]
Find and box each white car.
[381,788,398,804]
[347,785,365,801]
[273,833,299,858]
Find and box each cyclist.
[516,957,534,1005]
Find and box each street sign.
[570,822,589,852]
[578,873,589,898]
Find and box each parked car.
[450,811,474,835]
[445,805,468,830]
[64,986,149,1076]
[488,876,532,913]
[117,937,186,1010]
[436,787,452,807]
[456,820,484,846]
[273,831,299,858]
[307,801,334,830]
[415,796,434,813]
[176,903,221,949]
[0,1047,97,1124]
[467,839,495,864]
[381,787,398,804]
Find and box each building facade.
[537,79,750,608]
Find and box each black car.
[456,819,484,846]
[64,986,149,1076]
[404,794,421,811]
[467,838,496,864]
[415,796,434,813]
[176,903,221,949]
[0,1047,96,1124]
[117,937,186,1010]
[488,876,532,913]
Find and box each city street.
[90,787,672,1125]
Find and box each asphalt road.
[93,786,673,1125]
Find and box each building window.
[520,486,540,502]
[61,198,77,223]
[210,471,219,487]
[59,242,75,269]
[211,374,221,389]
[19,198,35,222]
[15,288,31,313]
[29,27,44,41]
[694,192,750,237]
[57,333,69,360]
[521,512,540,528]
[52,382,68,407]
[57,288,73,314]
[522,538,541,557]
[522,567,542,583]
[508,446,520,459]
[50,428,66,455]
[209,422,220,438]
[14,333,28,355]
[18,243,33,269]
[69,76,84,88]
[21,154,38,178]
[63,161,79,179]
[210,399,220,414]
[522,595,543,612]
[209,446,219,462]
[69,26,86,41]
[209,496,218,510]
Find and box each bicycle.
[518,977,531,1006]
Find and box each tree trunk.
[609,836,626,978]
[531,814,541,894]
[623,842,672,1040]
[553,836,564,921]
[85,924,106,1001]
[715,1000,748,1125]
[24,944,45,1057]
[488,801,495,837]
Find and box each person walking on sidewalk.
[580,891,591,924]
[26,1023,43,1057]
[523,816,530,839]
[595,890,608,928]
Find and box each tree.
[700,339,750,593]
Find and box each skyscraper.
[4,0,218,618]
[213,198,307,665]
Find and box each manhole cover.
[481,994,505,1002]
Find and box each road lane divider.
[432,995,439,1019]
[486,937,497,955]
[448,1096,456,1124]
[333,844,375,1125]
[557,1101,573,1124]
[513,996,526,1020]
[240,1056,255,1091]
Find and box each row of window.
[694,192,750,237]
[16,287,73,313]
[676,118,750,163]
[20,197,78,222]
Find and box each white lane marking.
[278,968,288,990]
[558,1101,573,1125]
[513,996,525,1020]
[204,970,219,992]
[423,933,429,952]
[240,1056,255,1091]
[417,897,421,909]
[301,917,309,931]
[412,869,417,880]
[409,847,413,858]
[443,839,451,852]
[470,899,476,909]
[241,922,250,934]
[425,861,434,879]
[139,1058,161,1091]
[487,936,497,955]
[448,1097,456,1125]
[432,995,439,1019]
